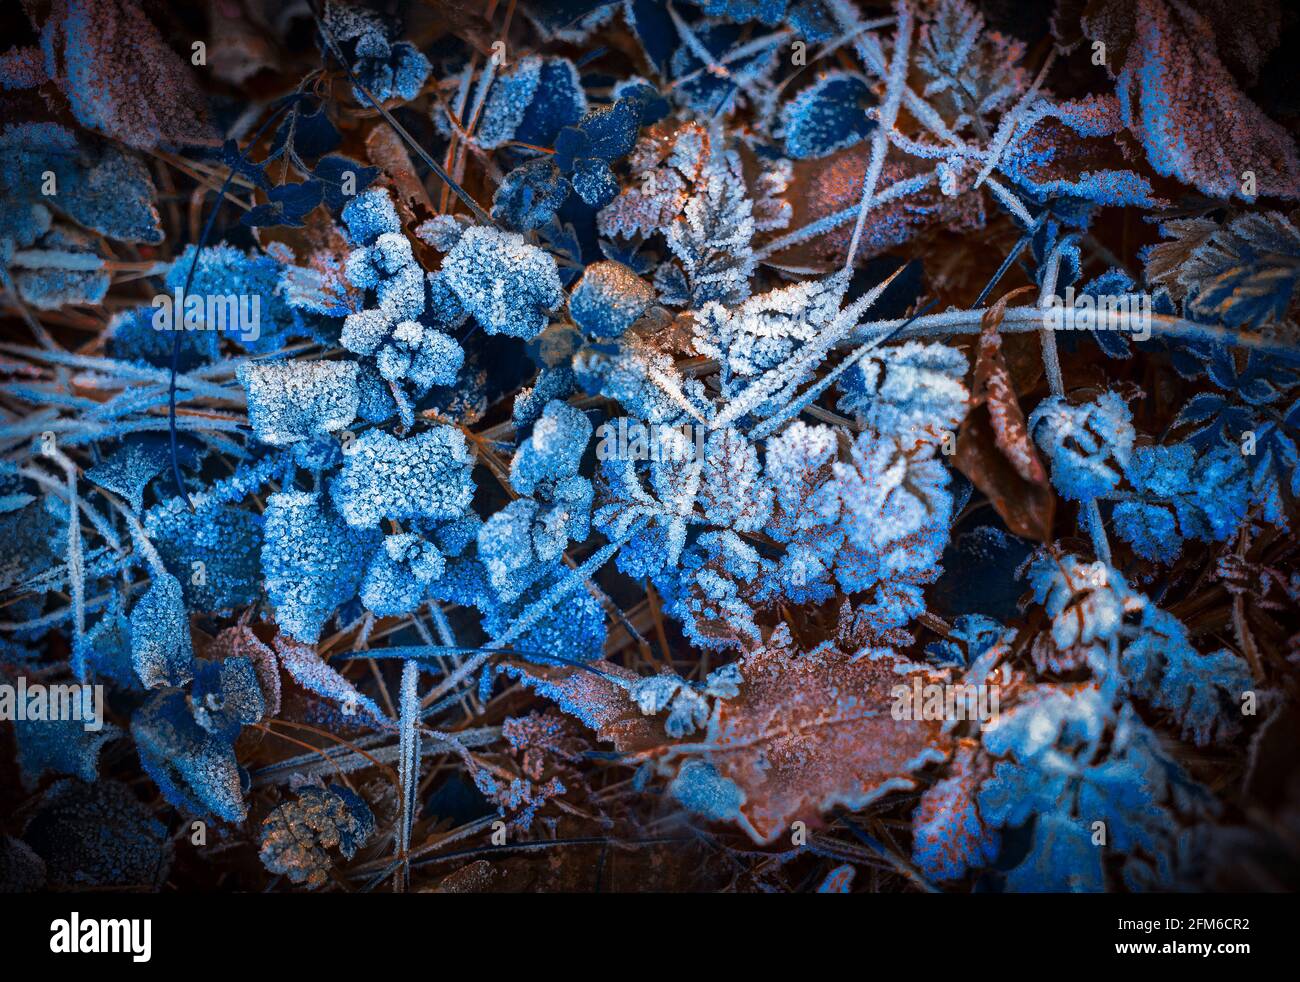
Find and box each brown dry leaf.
[956,289,1056,542]
[1141,216,1218,302]
[973,287,1047,485]
[674,624,951,845]
[366,126,435,224]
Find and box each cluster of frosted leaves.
[1031,392,1255,561]
[323,0,430,104]
[3,0,1297,896]
[131,654,265,823]
[966,685,1216,891]
[338,189,467,424]
[1025,553,1251,746]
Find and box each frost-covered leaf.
[473,56,586,150]
[1030,391,1135,501]
[129,572,195,689]
[274,633,387,724]
[239,360,360,447]
[13,696,120,788]
[259,784,375,887]
[1122,607,1253,746]
[838,341,969,448]
[670,624,951,844]
[1112,443,1249,562]
[912,743,999,880]
[441,226,564,339]
[568,260,656,338]
[1083,0,1300,200]
[697,427,771,531]
[780,72,876,160]
[915,0,1028,131]
[146,497,263,612]
[132,688,247,822]
[262,490,379,643]
[830,431,953,594]
[330,427,475,529]
[1177,212,1300,329]
[38,0,215,151]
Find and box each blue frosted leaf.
[510,399,592,494]
[14,704,120,788]
[1029,391,1135,501]
[484,567,608,662]
[1121,607,1252,747]
[85,434,196,513]
[670,530,771,652]
[837,342,970,442]
[360,533,445,616]
[670,758,747,824]
[73,601,137,688]
[698,427,772,532]
[493,159,570,232]
[129,572,195,689]
[555,97,641,170]
[782,72,876,159]
[57,140,163,244]
[262,490,380,644]
[477,56,586,149]
[478,500,551,603]
[330,427,475,529]
[165,243,306,352]
[275,634,388,724]
[12,226,109,309]
[145,498,263,612]
[568,260,656,339]
[1112,443,1249,562]
[441,226,564,339]
[342,187,401,246]
[239,359,361,447]
[188,656,265,742]
[514,367,578,429]
[107,305,217,370]
[132,689,247,822]
[570,157,620,208]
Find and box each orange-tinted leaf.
[679,624,951,844]
[956,290,1056,542]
